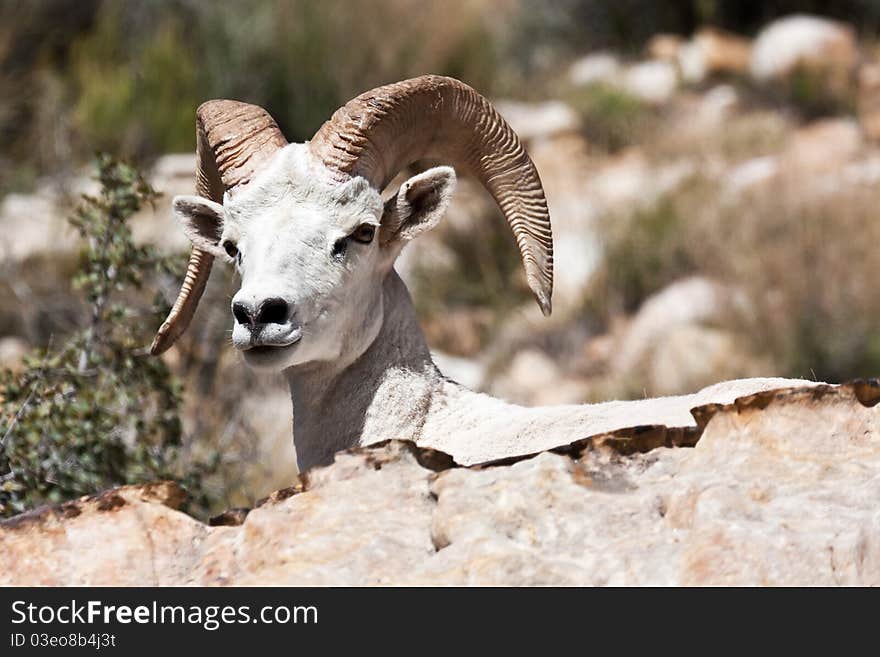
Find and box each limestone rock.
[647,324,767,397]
[0,336,29,372]
[646,34,685,62]
[3,382,879,585]
[494,100,580,143]
[750,15,857,82]
[568,52,621,87]
[612,276,731,375]
[620,60,678,105]
[606,277,770,397]
[678,28,752,84]
[0,155,196,262]
[490,348,590,405]
[858,60,880,141]
[784,118,863,173]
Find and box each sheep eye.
[351,224,376,244]
[223,241,239,259]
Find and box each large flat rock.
[2,382,879,585]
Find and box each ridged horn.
[150,100,287,355]
[309,75,553,314]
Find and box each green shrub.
[594,194,698,315]
[408,200,533,354]
[566,83,651,152]
[0,155,219,518]
[783,64,856,119]
[703,183,880,382]
[70,5,200,158]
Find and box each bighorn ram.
[152,75,809,469]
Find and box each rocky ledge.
[2,381,879,585]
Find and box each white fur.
[174,144,817,470]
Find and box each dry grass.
[702,180,880,381]
[592,163,880,383]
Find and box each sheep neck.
[284,270,675,472]
[283,270,444,471]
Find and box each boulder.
[678,28,752,84]
[646,33,685,62]
[647,324,767,397]
[724,155,780,197]
[569,55,678,106]
[0,154,196,262]
[620,60,679,105]
[723,119,863,198]
[0,191,70,261]
[608,277,769,397]
[785,118,863,171]
[750,15,858,82]
[490,348,590,405]
[858,60,880,141]
[494,100,580,143]
[0,336,29,372]
[695,84,739,124]
[568,52,621,87]
[431,350,485,391]
[3,381,879,585]
[611,276,731,375]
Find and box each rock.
[130,155,196,252]
[431,350,485,391]
[491,348,589,405]
[0,336,29,372]
[647,325,767,397]
[570,55,679,106]
[611,276,739,377]
[839,153,880,186]
[750,15,857,82]
[0,482,197,586]
[568,52,621,87]
[607,276,769,397]
[783,118,862,173]
[696,84,739,123]
[646,34,685,62]
[678,28,751,84]
[620,60,678,105]
[152,153,197,180]
[3,382,879,585]
[494,100,580,142]
[526,149,695,310]
[426,383,880,585]
[0,191,71,261]
[724,155,780,197]
[723,118,862,198]
[858,61,880,141]
[0,154,196,262]
[588,149,696,212]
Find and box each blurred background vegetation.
[5,0,880,193]
[4,0,880,518]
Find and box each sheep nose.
[233,298,290,327]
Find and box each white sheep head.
[151,76,554,371]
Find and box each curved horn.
[309,75,553,315]
[150,100,287,355]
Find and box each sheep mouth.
[241,332,302,365]
[246,345,289,356]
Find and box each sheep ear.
[380,166,456,245]
[172,195,227,258]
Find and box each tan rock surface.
[750,15,858,82]
[3,382,878,586]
